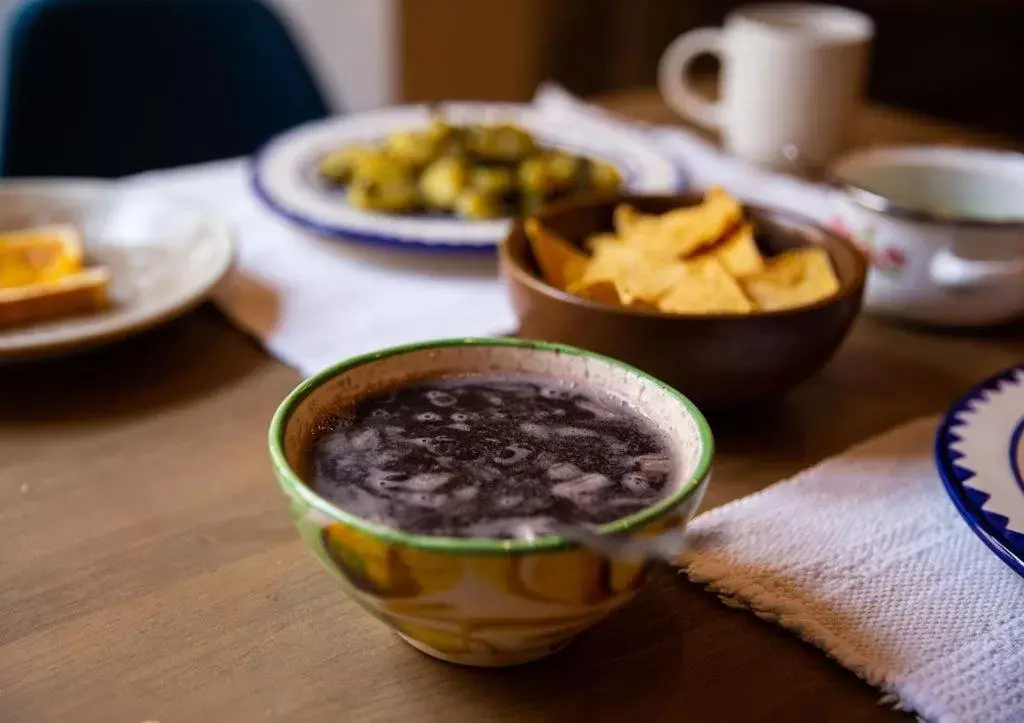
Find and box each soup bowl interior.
[831,146,1024,223]
[270,338,713,666]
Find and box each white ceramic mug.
[658,4,873,167]
[828,146,1024,327]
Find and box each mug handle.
[657,28,724,130]
[930,248,1024,289]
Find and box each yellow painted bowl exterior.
[276,470,707,666]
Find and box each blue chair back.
[1,0,330,177]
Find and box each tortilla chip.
[565,247,625,303]
[657,258,754,314]
[740,247,840,311]
[612,205,642,236]
[525,218,589,289]
[570,278,621,304]
[572,238,684,307]
[584,232,621,255]
[705,223,764,277]
[615,187,743,261]
[660,188,743,258]
[536,187,834,315]
[616,262,692,306]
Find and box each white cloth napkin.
[533,83,842,224]
[680,417,1024,723]
[128,159,516,375]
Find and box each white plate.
[936,365,1024,577]
[253,102,686,250]
[0,180,234,360]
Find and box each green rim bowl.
[268,337,714,666]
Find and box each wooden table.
[2,92,1021,723]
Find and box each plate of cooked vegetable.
[252,102,685,251]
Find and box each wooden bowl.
[499,193,867,409]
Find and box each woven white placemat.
[679,417,1024,723]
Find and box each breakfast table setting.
[3,5,1024,722]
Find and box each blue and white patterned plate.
[936,365,1024,577]
[252,103,686,251]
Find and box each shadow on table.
[869,315,1024,339]
[709,318,1024,461]
[0,304,273,423]
[417,568,897,722]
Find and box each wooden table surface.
[2,92,1022,723]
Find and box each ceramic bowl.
[500,193,867,409]
[269,338,713,667]
[829,146,1024,327]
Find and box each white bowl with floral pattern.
[829,146,1024,327]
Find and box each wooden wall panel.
[398,0,1024,136]
[400,0,547,103]
[398,0,700,103]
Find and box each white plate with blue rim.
[252,102,686,252]
[936,365,1024,577]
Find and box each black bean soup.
[309,374,678,539]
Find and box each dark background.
[401,0,1024,138]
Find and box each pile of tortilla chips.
[525,187,840,314]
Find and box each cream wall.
[274,0,398,112]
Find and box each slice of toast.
[0,224,84,288]
[0,225,109,327]
[0,266,110,328]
